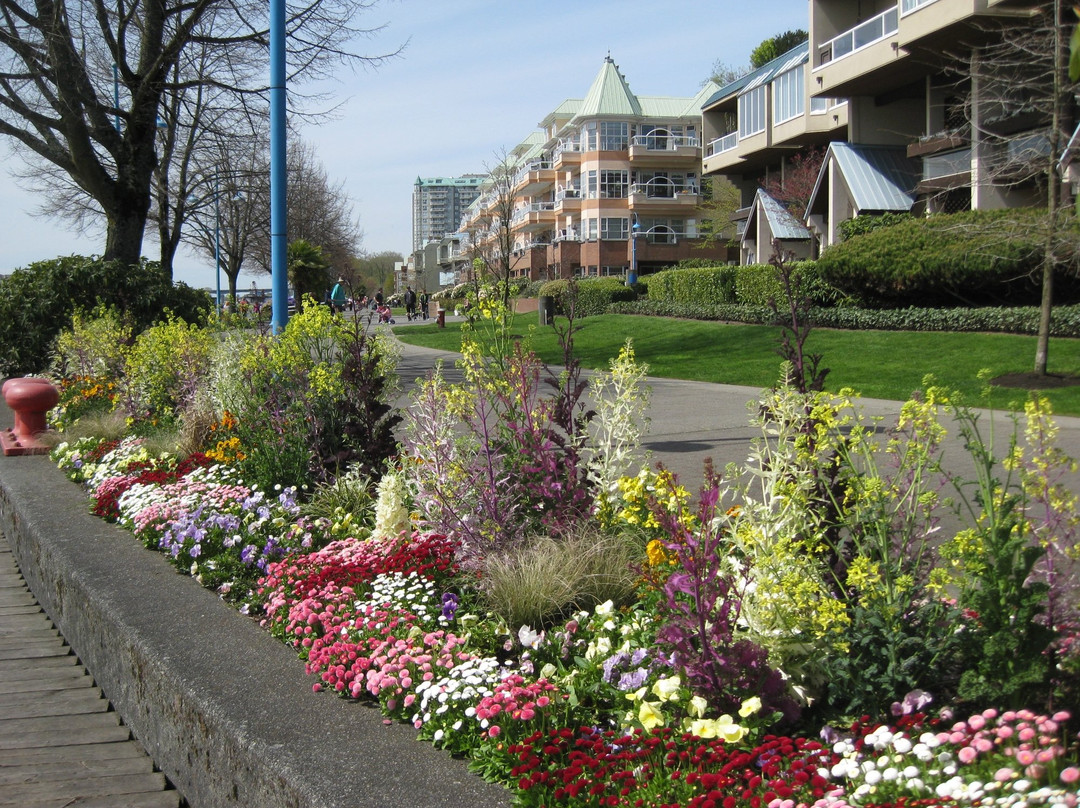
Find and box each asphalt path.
[381,313,1080,507]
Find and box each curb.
[0,401,511,808]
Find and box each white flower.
[518,625,543,649]
[594,600,614,616]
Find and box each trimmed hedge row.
[607,300,1080,337]
[644,262,837,308]
[816,207,1080,308]
[538,278,637,317]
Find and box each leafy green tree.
[750,29,808,68]
[287,240,331,309]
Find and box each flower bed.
[43,298,1080,806]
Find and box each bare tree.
[244,135,363,277]
[467,149,518,310]
[941,0,1077,374]
[0,0,397,270]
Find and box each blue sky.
[0,0,807,289]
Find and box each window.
[583,218,598,240]
[601,217,629,240]
[773,65,805,123]
[586,170,597,198]
[738,85,766,138]
[600,170,628,198]
[600,121,628,150]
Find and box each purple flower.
[617,667,649,691]
[441,592,459,621]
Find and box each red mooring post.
[1,377,59,456]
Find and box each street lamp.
[628,213,641,286]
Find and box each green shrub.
[816,208,1080,308]
[647,266,739,305]
[733,261,836,307]
[837,211,913,241]
[0,255,211,377]
[538,278,637,317]
[123,316,216,422]
[607,300,1080,337]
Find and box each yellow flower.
[638,700,665,731]
[651,675,681,703]
[739,696,762,718]
[688,695,709,719]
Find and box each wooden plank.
[0,688,109,717]
[0,723,131,751]
[0,672,95,695]
[16,790,180,808]
[0,741,150,767]
[0,654,80,673]
[0,771,169,806]
[0,643,70,661]
[0,753,153,785]
[0,605,43,616]
[0,712,119,737]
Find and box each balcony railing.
[513,160,552,187]
[706,132,739,157]
[817,5,898,66]
[630,134,701,151]
[901,0,938,14]
[554,139,581,160]
[630,182,699,199]
[555,187,582,201]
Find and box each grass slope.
[393,314,1080,416]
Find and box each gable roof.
[702,41,809,110]
[746,188,812,242]
[807,142,919,216]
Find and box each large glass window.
[773,65,805,124]
[600,217,629,240]
[600,170,628,198]
[583,218,598,240]
[738,85,767,138]
[600,121,629,150]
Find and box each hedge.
[606,300,1080,337]
[538,278,638,318]
[0,255,212,377]
[816,207,1080,309]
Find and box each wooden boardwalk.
[0,540,181,808]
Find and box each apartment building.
[459,56,733,282]
[704,0,1060,261]
[411,175,485,253]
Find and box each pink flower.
[1060,766,1079,784]
[1017,750,1036,766]
[968,715,986,731]
[488,725,501,738]
[974,737,993,753]
[995,768,1016,782]
[958,746,978,764]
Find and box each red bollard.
[1,377,59,456]
[436,308,446,328]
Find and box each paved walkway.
[0,538,180,808]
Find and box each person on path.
[404,286,417,321]
[420,290,430,320]
[330,277,347,314]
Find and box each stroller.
[376,304,395,324]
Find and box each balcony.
[705,132,739,158]
[554,187,582,212]
[511,201,556,231]
[553,138,581,169]
[514,160,555,195]
[629,134,700,166]
[629,182,700,211]
[818,6,898,67]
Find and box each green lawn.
[393,314,1080,416]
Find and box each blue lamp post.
[628,213,641,285]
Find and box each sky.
[0,0,808,291]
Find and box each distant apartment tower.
[411,175,485,252]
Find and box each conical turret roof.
[572,55,641,122]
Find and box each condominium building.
[703,0,1060,261]
[458,56,734,282]
[411,175,485,253]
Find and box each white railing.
[630,182,699,198]
[513,161,552,186]
[630,134,701,151]
[706,132,739,156]
[817,5,898,66]
[555,187,582,202]
[554,139,581,159]
[901,0,938,14]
